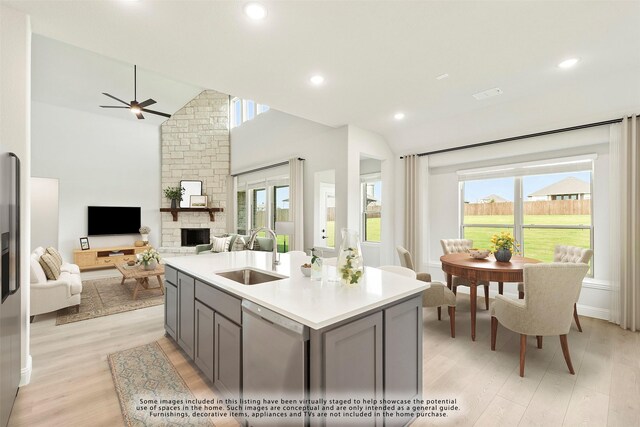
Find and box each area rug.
[108,342,212,427]
[56,276,164,325]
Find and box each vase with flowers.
[490,231,520,262]
[139,226,151,245]
[138,248,161,270]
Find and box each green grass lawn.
[463,215,591,263]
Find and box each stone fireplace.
[181,228,210,247]
[160,90,230,250]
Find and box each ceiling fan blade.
[141,108,171,118]
[135,111,145,119]
[102,92,130,106]
[138,98,156,108]
[100,105,130,109]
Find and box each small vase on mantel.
[170,199,177,209]
[494,249,512,263]
[337,228,364,286]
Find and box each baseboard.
[20,354,32,386]
[576,304,610,320]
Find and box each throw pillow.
[231,236,246,252]
[211,235,231,253]
[46,247,63,267]
[39,253,61,280]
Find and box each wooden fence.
[464,200,591,216]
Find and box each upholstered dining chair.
[517,245,593,332]
[440,239,491,310]
[380,264,457,338]
[396,246,432,282]
[491,263,589,377]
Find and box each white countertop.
[164,251,428,330]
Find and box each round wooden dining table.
[440,253,541,341]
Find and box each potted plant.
[138,248,161,270]
[139,226,151,245]
[164,186,185,209]
[490,231,520,262]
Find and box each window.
[237,190,247,235]
[460,159,593,273]
[252,188,266,230]
[273,185,290,252]
[230,97,269,129]
[362,180,382,242]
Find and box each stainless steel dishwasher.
[242,300,309,427]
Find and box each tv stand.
[73,245,151,271]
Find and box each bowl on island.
[469,248,491,259]
[300,264,312,277]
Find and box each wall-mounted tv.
[87,206,141,236]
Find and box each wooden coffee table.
[115,263,165,300]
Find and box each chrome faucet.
[248,227,280,270]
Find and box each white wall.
[0,4,32,385]
[347,126,395,267]
[231,109,348,253]
[31,101,161,260]
[417,125,613,319]
[30,177,58,250]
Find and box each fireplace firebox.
[181,228,210,247]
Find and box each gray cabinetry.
[194,300,215,381]
[177,271,195,358]
[214,313,242,401]
[384,296,423,427]
[324,311,383,426]
[164,281,178,340]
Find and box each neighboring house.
[478,194,509,203]
[528,176,591,201]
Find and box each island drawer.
[165,265,178,285]
[195,281,241,325]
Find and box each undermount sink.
[215,268,287,285]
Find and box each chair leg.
[559,335,575,374]
[536,336,543,349]
[484,284,490,310]
[519,291,524,299]
[448,306,455,338]
[519,334,527,377]
[491,316,498,351]
[573,304,583,332]
[437,306,442,321]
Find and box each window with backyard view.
[461,167,592,271]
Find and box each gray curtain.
[609,115,640,331]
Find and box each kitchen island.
[164,251,428,427]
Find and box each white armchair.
[490,263,589,377]
[517,245,593,332]
[30,248,82,317]
[440,239,491,310]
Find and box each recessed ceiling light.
[558,58,580,69]
[436,73,449,80]
[394,112,405,120]
[310,75,325,85]
[244,2,267,20]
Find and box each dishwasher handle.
[242,300,309,339]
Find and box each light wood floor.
[9,295,640,427]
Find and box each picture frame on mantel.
[190,195,208,208]
[79,237,90,250]
[180,180,202,208]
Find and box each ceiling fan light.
[130,106,141,114]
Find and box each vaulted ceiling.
[8,0,640,153]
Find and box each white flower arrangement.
[138,248,161,265]
[139,226,151,234]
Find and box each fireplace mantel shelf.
[160,207,224,222]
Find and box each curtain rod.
[400,115,637,159]
[231,157,305,177]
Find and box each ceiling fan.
[100,65,171,120]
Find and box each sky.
[463,171,591,203]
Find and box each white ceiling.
[9,0,640,153]
[31,35,203,125]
